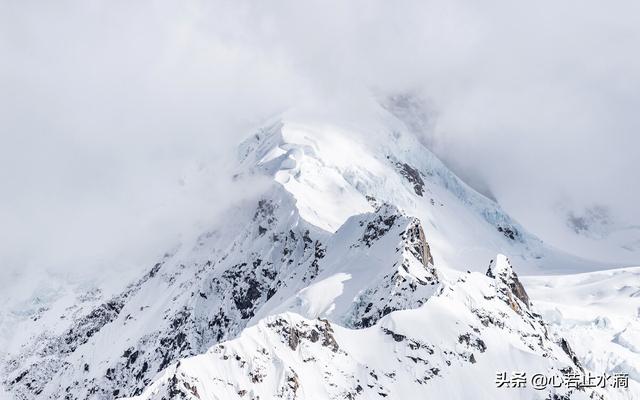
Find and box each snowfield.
[1,101,637,399]
[524,267,640,390]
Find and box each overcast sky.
[1,0,639,292]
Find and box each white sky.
[1,0,639,290]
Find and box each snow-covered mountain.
[2,101,637,399]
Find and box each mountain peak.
[486,254,531,310]
[3,103,630,400]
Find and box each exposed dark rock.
[395,162,425,196]
[361,209,399,247]
[403,220,434,268]
[458,333,487,353]
[558,338,584,372]
[486,257,530,309]
[289,328,300,350]
[382,328,406,342]
[497,225,520,241]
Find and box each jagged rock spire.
[486,254,531,310]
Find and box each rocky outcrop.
[486,254,530,310]
[402,218,434,273]
[2,192,328,400]
[124,267,598,400]
[395,162,426,196]
[346,205,439,328]
[2,198,441,400]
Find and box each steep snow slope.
[126,256,622,400]
[1,103,632,399]
[1,193,442,399]
[251,203,438,328]
[238,107,598,275]
[2,185,330,399]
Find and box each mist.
[2,0,639,295]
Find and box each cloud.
[403,1,640,260]
[1,0,639,296]
[0,0,302,292]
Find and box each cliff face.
[486,254,531,311]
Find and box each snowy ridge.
[2,185,330,399]
[255,203,439,329]
[2,104,637,399]
[0,188,445,399]
[125,262,601,400]
[235,111,595,275]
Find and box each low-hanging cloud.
[1,0,639,297]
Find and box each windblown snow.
[1,101,637,399]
